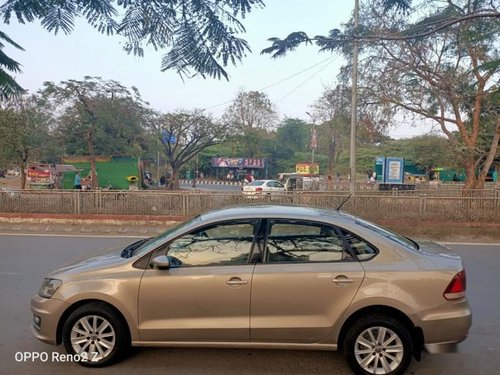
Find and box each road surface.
[0,235,498,374]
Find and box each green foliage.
[0,30,25,100]
[41,77,149,157]
[0,94,51,165]
[1,0,265,81]
[275,118,309,153]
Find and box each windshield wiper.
[121,237,152,258]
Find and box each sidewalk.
[0,213,499,242]
[0,214,180,237]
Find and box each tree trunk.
[169,165,180,190]
[20,161,26,190]
[327,136,337,191]
[476,118,500,189]
[86,129,99,189]
[463,154,477,190]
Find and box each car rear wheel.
[62,302,130,367]
[344,315,412,375]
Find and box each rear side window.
[265,220,350,263]
[340,229,377,261]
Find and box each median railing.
[1,190,499,224]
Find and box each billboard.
[295,163,319,175]
[384,157,404,184]
[212,157,266,169]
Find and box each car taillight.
[255,187,263,192]
[443,269,466,300]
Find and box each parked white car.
[6,168,20,176]
[242,179,286,195]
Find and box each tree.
[355,1,499,189]
[223,91,278,132]
[0,94,51,188]
[222,90,277,157]
[54,91,149,158]
[41,77,149,189]
[310,86,351,186]
[0,30,25,100]
[263,0,500,189]
[149,110,229,189]
[269,118,309,173]
[0,0,265,97]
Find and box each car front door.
[138,220,259,342]
[251,219,368,343]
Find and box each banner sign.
[384,157,404,184]
[212,157,266,169]
[296,163,319,175]
[27,166,53,183]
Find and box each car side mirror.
[151,255,171,270]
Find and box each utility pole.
[350,0,359,194]
[306,112,317,164]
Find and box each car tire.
[62,302,130,367]
[343,315,412,375]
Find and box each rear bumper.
[418,299,472,348]
[425,342,460,353]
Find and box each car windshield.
[248,180,265,186]
[123,215,203,258]
[355,218,419,251]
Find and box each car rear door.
[250,219,366,343]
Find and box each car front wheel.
[344,315,412,375]
[62,302,130,367]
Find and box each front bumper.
[31,294,69,345]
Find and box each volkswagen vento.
[31,205,471,374]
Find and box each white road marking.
[440,242,500,246]
[0,272,22,275]
[0,233,147,239]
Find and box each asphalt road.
[0,235,499,375]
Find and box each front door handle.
[333,275,354,285]
[226,277,248,286]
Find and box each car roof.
[200,204,356,225]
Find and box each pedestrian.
[74,171,82,190]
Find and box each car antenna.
[336,194,352,211]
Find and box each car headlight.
[38,278,62,299]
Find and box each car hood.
[48,248,129,278]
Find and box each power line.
[275,56,339,103]
[201,55,338,111]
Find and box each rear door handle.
[333,275,354,285]
[226,277,248,286]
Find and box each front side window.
[163,221,257,267]
[265,220,349,263]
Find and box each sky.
[2,0,433,138]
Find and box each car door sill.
[132,341,337,351]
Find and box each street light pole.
[350,0,359,194]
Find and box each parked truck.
[375,157,424,190]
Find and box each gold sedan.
[32,205,471,374]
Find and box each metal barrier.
[1,189,499,223]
